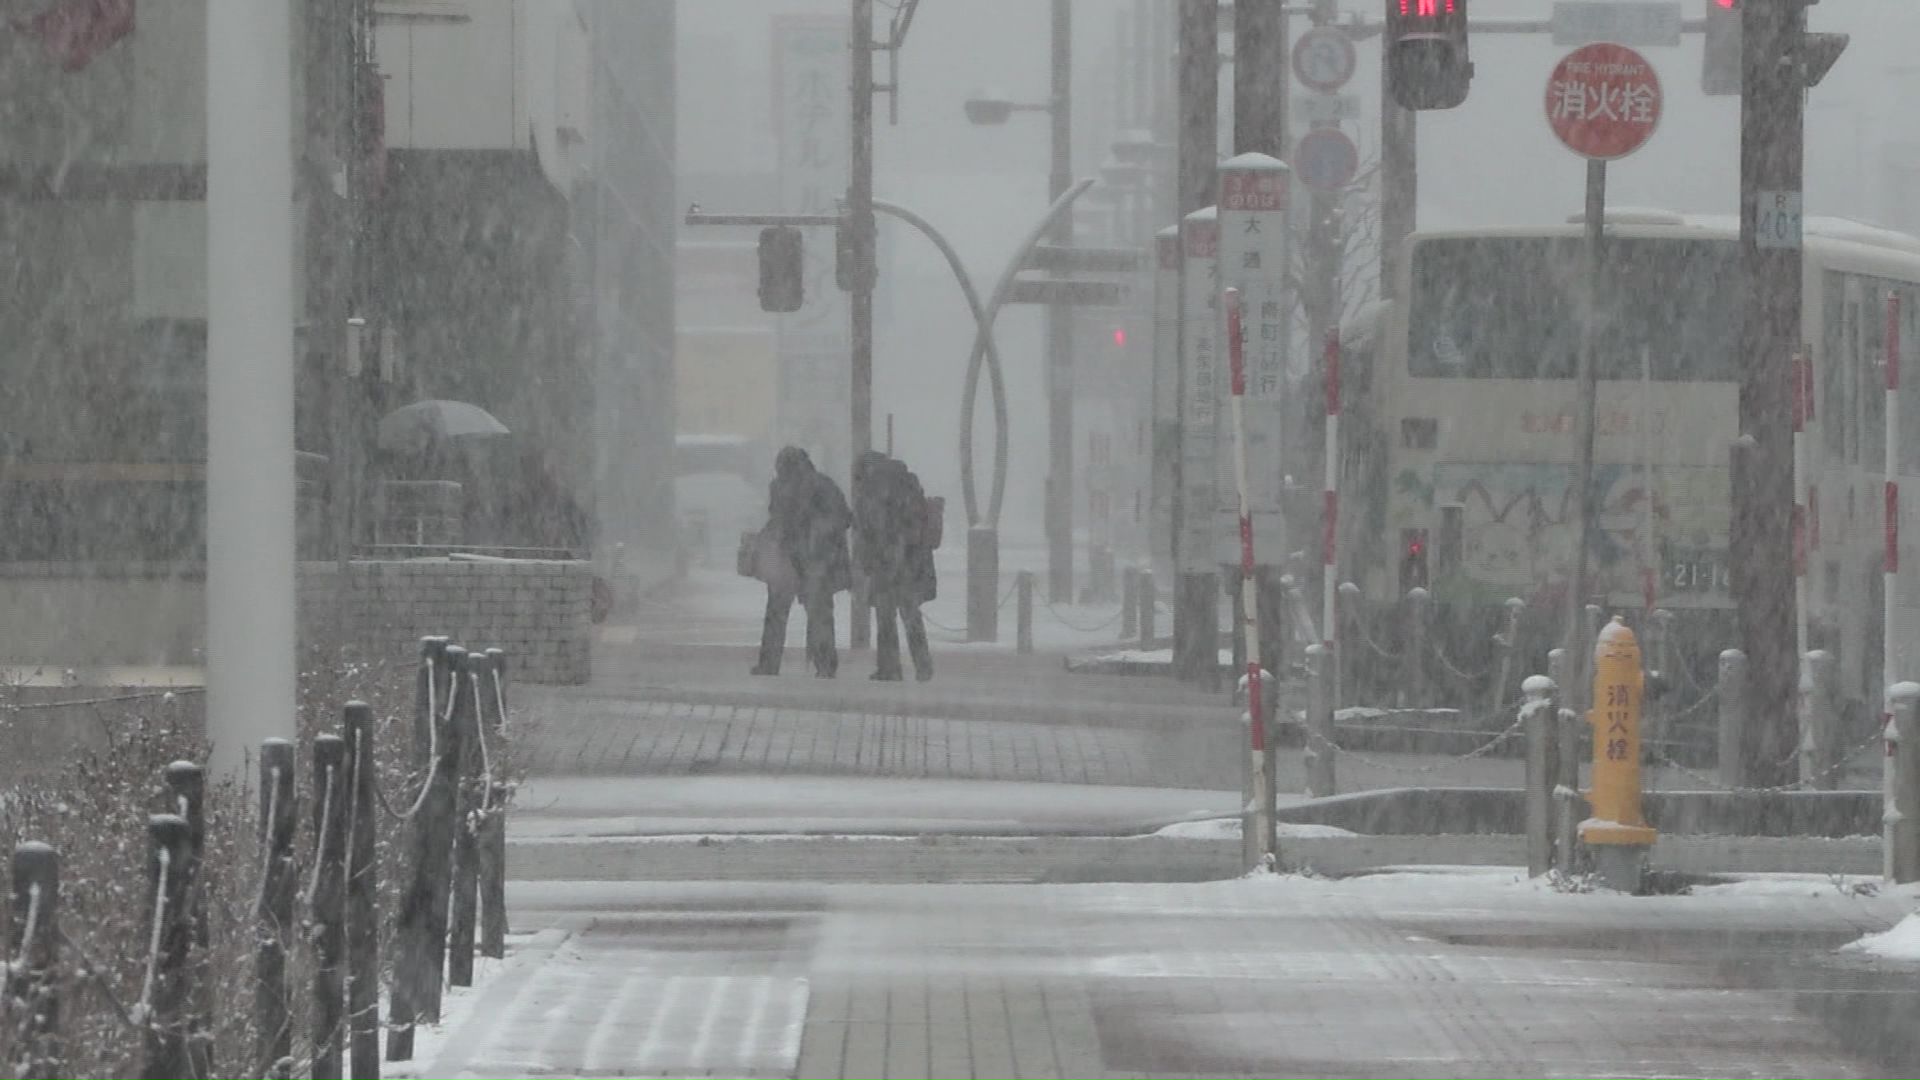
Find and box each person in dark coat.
[754,446,852,677]
[852,450,935,682]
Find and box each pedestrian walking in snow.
[852,450,938,682]
[751,446,851,677]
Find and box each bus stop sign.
[1545,42,1662,161]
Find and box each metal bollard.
[1798,650,1841,789]
[1646,609,1675,754]
[1580,617,1656,893]
[1138,570,1156,645]
[11,842,61,1080]
[142,814,194,1080]
[1492,597,1524,717]
[448,657,484,989]
[1240,668,1278,870]
[1337,581,1362,704]
[256,740,297,1079]
[312,735,349,1080]
[479,648,511,960]
[342,704,381,1080]
[1304,644,1337,798]
[1718,649,1749,789]
[1404,587,1431,709]
[1522,675,1560,878]
[1121,568,1140,640]
[1016,571,1034,655]
[164,760,211,1075]
[1547,647,1582,872]
[1888,683,1920,884]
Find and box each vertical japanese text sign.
[1178,206,1220,574]
[1215,154,1293,565]
[1151,227,1182,581]
[772,16,852,477]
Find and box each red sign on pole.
[1545,42,1663,161]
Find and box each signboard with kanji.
[773,16,851,479]
[1214,154,1292,565]
[1545,42,1663,161]
[1177,207,1220,574]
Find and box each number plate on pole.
[1757,191,1804,250]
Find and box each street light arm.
[870,199,1010,531]
[961,177,1097,527]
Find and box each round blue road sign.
[1295,128,1358,193]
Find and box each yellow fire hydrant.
[1580,616,1657,888]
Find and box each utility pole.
[1233,0,1288,677]
[850,0,878,647]
[1046,0,1075,604]
[207,0,297,779]
[1174,0,1219,684]
[1735,0,1806,788]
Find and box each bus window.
[1407,237,1737,381]
[1863,279,1886,468]
[1903,287,1920,475]
[1824,276,1846,457]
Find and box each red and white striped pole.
[1323,328,1340,658]
[1226,288,1274,866]
[1793,347,1809,662]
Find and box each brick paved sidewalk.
[415,877,1913,1079]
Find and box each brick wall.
[300,558,593,684]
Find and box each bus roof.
[1410,210,1920,260]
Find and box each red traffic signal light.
[1386,0,1471,111]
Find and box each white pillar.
[206,0,297,779]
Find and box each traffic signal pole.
[1378,38,1416,303]
[1175,0,1220,686]
[1234,0,1289,679]
[850,0,877,647]
[1734,0,1806,788]
[1047,0,1076,604]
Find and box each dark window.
[1407,236,1740,381]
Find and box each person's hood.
[775,445,813,479]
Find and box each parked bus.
[1355,208,1920,722]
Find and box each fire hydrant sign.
[1545,42,1662,161]
[1213,153,1291,565]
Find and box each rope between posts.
[1647,729,1885,794]
[1301,712,1528,775]
[371,660,447,821]
[0,688,203,711]
[137,848,170,1023]
[1348,611,1402,662]
[2,881,43,1003]
[1041,598,1122,634]
[304,763,335,908]
[1431,638,1494,685]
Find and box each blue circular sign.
[1295,128,1358,193]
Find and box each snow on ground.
[1842,910,1920,961]
[384,929,562,1079]
[670,538,1163,654]
[1153,817,1358,841]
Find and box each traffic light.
[1385,0,1471,111]
[758,226,803,313]
[1400,527,1429,592]
[1702,0,1740,96]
